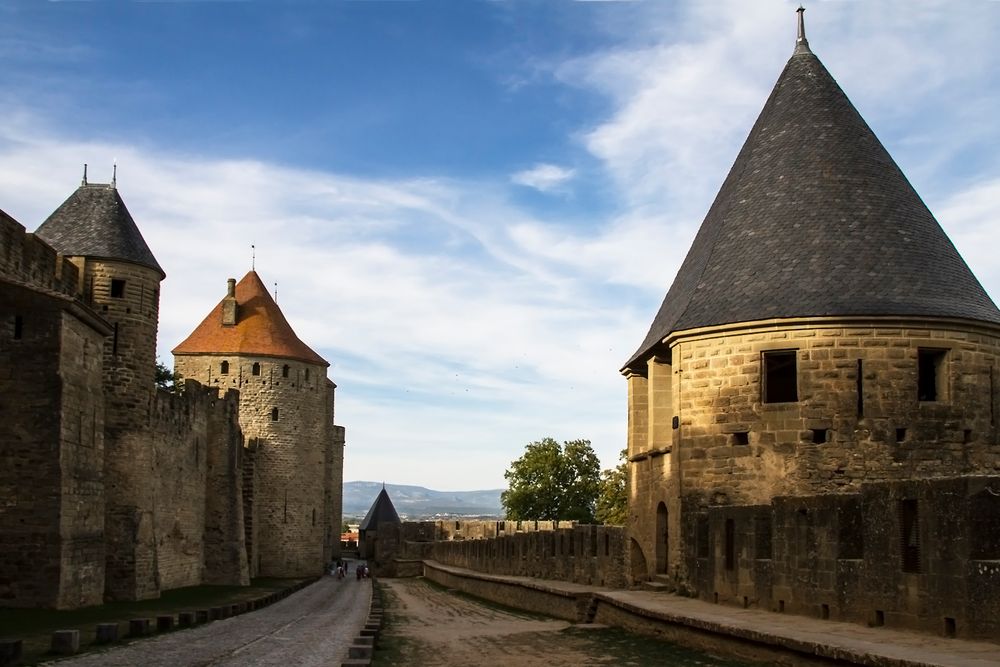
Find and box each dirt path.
[376,578,751,667]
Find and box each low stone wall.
[423,561,586,622]
[428,523,628,589]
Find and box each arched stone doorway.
[655,502,668,574]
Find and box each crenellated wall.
[174,354,340,577]
[376,520,628,589]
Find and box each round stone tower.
[173,271,343,577]
[621,9,1000,591]
[35,171,166,600]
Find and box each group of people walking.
[329,560,370,580]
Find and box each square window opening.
[763,350,798,403]
[811,428,828,444]
[110,279,125,298]
[732,431,749,446]
[895,428,907,443]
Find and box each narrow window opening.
[312,509,316,526]
[696,516,710,559]
[110,279,125,298]
[917,348,947,401]
[944,617,956,638]
[743,596,749,609]
[873,610,885,627]
[13,315,23,340]
[821,604,830,620]
[724,518,736,571]
[895,428,907,443]
[811,428,828,444]
[899,499,921,573]
[305,368,310,381]
[963,429,973,444]
[672,415,679,429]
[763,350,798,403]
[220,360,229,375]
[252,362,261,376]
[271,407,279,422]
[604,533,610,556]
[732,431,749,446]
[856,359,864,418]
[778,600,785,613]
[282,364,290,378]
[991,367,996,426]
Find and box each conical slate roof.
[35,182,164,278]
[359,488,400,531]
[173,270,328,366]
[625,12,1000,371]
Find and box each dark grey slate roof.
[359,488,401,531]
[624,38,1000,371]
[35,183,164,278]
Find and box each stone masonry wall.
[628,317,1000,586]
[55,310,108,608]
[392,520,627,589]
[0,283,102,608]
[684,476,1000,640]
[175,354,333,577]
[0,211,79,299]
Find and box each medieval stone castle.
[0,172,344,609]
[386,11,1000,642]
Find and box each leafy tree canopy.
[595,449,628,526]
[155,360,181,392]
[501,437,601,523]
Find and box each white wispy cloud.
[510,163,576,192]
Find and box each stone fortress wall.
[626,316,1000,639]
[374,520,628,589]
[0,195,341,608]
[175,354,343,577]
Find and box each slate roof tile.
[624,27,1000,371]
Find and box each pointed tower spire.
[794,6,811,54]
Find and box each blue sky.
[2,1,999,491]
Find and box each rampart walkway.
[48,575,371,667]
[423,560,1000,667]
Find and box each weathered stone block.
[128,619,151,637]
[94,623,119,643]
[50,630,79,655]
[156,615,174,632]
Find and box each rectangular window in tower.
[762,350,798,403]
[110,279,125,298]
[13,315,23,340]
[271,407,279,422]
[917,348,947,401]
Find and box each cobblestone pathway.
[49,575,371,667]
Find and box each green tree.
[595,449,628,525]
[155,360,181,392]
[501,437,601,523]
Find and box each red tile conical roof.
[173,271,328,366]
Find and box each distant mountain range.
[343,481,504,520]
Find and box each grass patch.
[0,578,307,665]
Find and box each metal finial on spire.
[274,282,278,302]
[251,244,256,270]
[111,162,117,189]
[794,5,811,54]
[81,163,88,186]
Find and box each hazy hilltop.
[344,481,504,520]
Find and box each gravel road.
[49,575,371,667]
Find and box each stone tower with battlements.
[621,9,1000,637]
[35,172,168,601]
[173,271,345,577]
